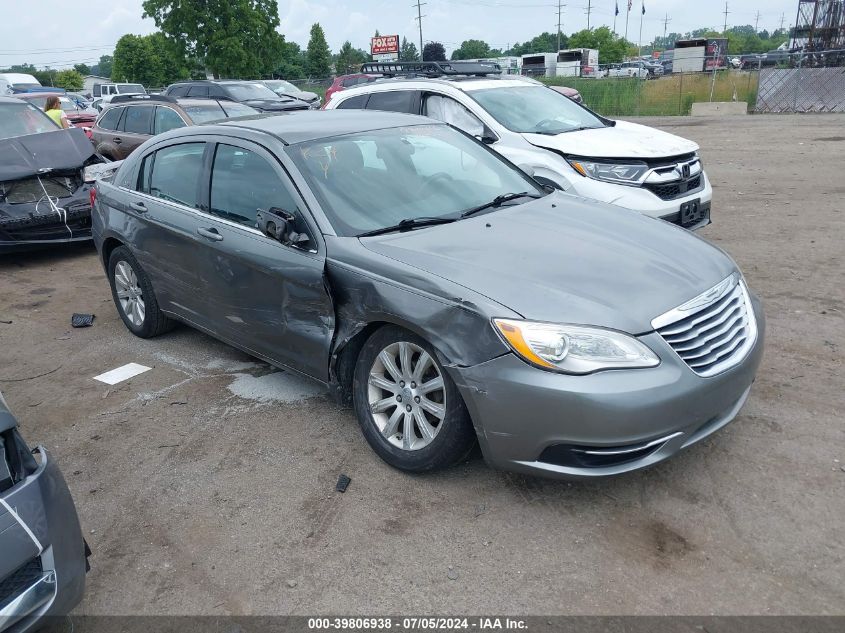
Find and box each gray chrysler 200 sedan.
[1,392,87,632]
[91,111,765,479]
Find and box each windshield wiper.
[460,192,543,219]
[357,216,457,237]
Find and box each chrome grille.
[652,275,757,377]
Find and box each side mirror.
[256,207,311,248]
[475,125,498,145]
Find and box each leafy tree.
[112,34,162,84]
[422,41,446,61]
[507,32,566,56]
[306,23,332,77]
[73,63,91,76]
[451,39,491,60]
[93,55,113,78]
[275,39,307,79]
[54,69,84,91]
[400,37,419,61]
[334,41,367,75]
[142,0,284,78]
[568,26,630,64]
[33,69,56,86]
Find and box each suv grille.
[0,558,43,607]
[653,275,757,377]
[644,174,702,200]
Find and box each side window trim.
[115,107,127,132]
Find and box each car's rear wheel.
[353,326,476,472]
[107,246,174,338]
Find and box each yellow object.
[493,319,557,369]
[45,109,63,127]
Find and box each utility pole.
[662,13,671,43]
[586,0,592,30]
[556,0,565,52]
[722,1,730,33]
[779,13,786,32]
[624,0,631,43]
[754,10,761,33]
[413,1,426,61]
[637,0,645,58]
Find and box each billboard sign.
[371,35,400,58]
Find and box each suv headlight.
[566,157,649,186]
[493,319,659,374]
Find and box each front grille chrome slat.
[653,275,757,378]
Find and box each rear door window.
[187,85,209,97]
[168,85,189,97]
[139,143,206,208]
[365,90,417,113]
[97,107,123,131]
[336,94,368,109]
[122,105,153,135]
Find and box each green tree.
[73,63,91,76]
[112,34,162,84]
[400,37,419,61]
[306,23,332,77]
[451,39,491,60]
[507,32,566,56]
[142,0,284,78]
[94,55,113,78]
[275,39,306,79]
[422,41,446,61]
[568,26,630,64]
[334,41,367,75]
[53,69,84,91]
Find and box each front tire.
[352,326,476,472]
[107,246,174,338]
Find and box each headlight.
[493,319,660,374]
[566,157,649,186]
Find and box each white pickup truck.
[91,83,147,110]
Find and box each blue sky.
[0,0,799,68]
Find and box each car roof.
[15,92,66,99]
[337,76,536,97]
[208,109,438,144]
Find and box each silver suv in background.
[0,392,87,632]
[325,62,712,230]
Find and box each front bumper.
[0,187,92,254]
[566,170,714,229]
[0,448,86,633]
[450,294,765,480]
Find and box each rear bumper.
[0,188,92,254]
[0,448,86,633]
[450,294,765,480]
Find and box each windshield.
[290,124,542,237]
[220,102,259,117]
[117,84,145,94]
[21,95,79,113]
[226,83,279,101]
[0,102,58,139]
[470,85,605,135]
[266,80,299,93]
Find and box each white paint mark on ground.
[94,363,152,385]
[227,371,324,404]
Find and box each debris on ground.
[336,474,351,493]
[286,580,298,588]
[71,313,95,328]
[447,566,459,580]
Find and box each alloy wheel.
[114,260,145,327]
[367,341,447,451]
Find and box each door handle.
[129,201,147,213]
[197,227,223,242]
[113,137,122,144]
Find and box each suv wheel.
[353,326,476,472]
[107,246,174,338]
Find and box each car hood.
[0,127,95,181]
[242,98,308,111]
[275,90,319,102]
[522,119,699,159]
[358,194,734,333]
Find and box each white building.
[82,75,110,96]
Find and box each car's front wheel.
[353,326,476,472]
[107,246,174,338]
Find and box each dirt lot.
[1,114,843,616]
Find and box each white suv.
[325,74,712,230]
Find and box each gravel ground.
[0,114,843,616]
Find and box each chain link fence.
[754,50,845,112]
